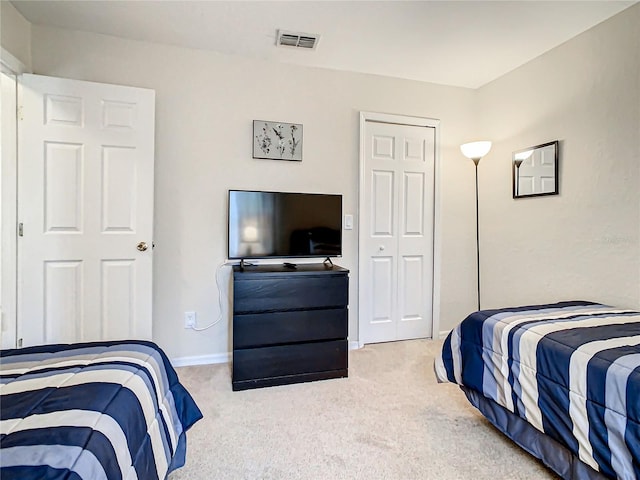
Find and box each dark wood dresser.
[232,263,349,391]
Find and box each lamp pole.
[460,141,492,313]
[473,158,481,312]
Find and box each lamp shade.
[460,141,492,160]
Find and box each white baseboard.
[438,330,451,339]
[171,352,230,368]
[349,340,361,350]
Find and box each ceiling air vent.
[277,30,320,50]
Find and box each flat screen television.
[228,190,342,260]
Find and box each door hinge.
[18,223,23,237]
[18,338,23,348]
[18,105,24,121]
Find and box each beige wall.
[476,4,640,310]
[1,1,31,69]
[14,3,640,360]
[29,26,478,359]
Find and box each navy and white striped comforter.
[0,340,203,480]
[435,301,640,480]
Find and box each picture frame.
[253,120,303,161]
[512,140,559,198]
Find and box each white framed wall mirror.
[512,140,559,198]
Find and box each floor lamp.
[460,141,492,311]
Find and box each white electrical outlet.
[184,311,196,329]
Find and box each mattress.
[0,340,203,480]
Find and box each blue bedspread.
[435,301,640,480]
[0,340,203,480]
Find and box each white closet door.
[18,74,155,346]
[360,118,435,343]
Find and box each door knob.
[379,245,385,251]
[137,242,148,252]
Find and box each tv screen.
[228,190,342,260]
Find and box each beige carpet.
[169,339,558,479]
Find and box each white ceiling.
[11,0,636,89]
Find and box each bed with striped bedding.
[0,340,202,480]
[435,301,640,480]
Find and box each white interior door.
[359,115,436,344]
[18,74,155,347]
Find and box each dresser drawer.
[233,308,347,349]
[233,339,347,382]
[233,274,348,313]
